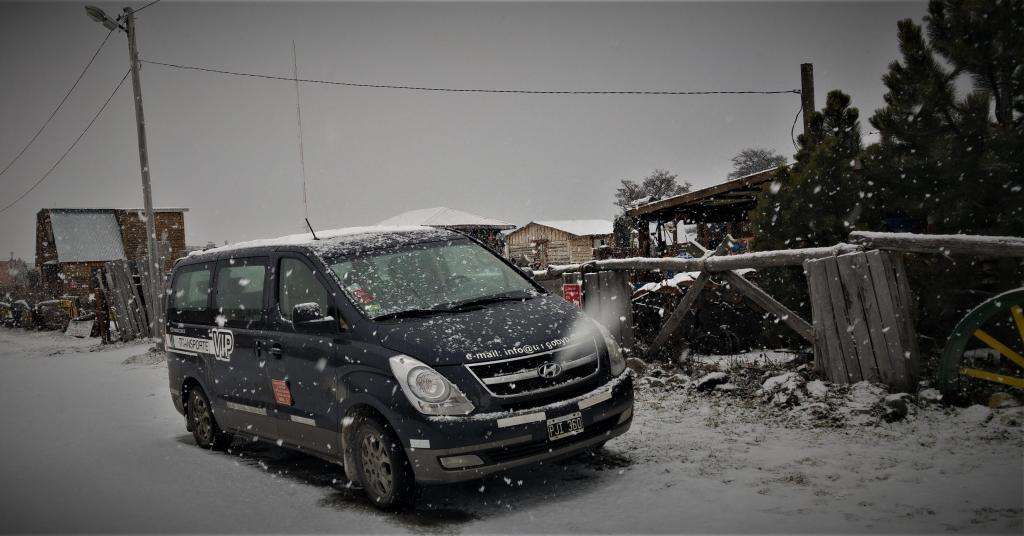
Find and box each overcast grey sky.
[1,1,925,261]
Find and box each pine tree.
[749,90,864,250]
[865,10,1024,237]
[864,2,1024,349]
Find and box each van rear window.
[169,265,212,324]
[214,260,266,328]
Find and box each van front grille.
[465,338,601,398]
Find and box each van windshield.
[327,240,540,319]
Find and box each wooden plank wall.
[102,260,152,341]
[507,223,605,265]
[804,250,918,390]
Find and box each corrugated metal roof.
[49,210,126,263]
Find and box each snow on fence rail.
[532,243,861,279]
[848,231,1024,257]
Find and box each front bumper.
[406,373,633,484]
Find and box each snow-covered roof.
[377,207,514,230]
[530,220,613,237]
[49,210,126,263]
[188,225,441,258]
[628,165,785,218]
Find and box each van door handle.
[269,343,283,358]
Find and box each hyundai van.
[165,226,633,507]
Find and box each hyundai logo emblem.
[538,362,563,379]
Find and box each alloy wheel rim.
[360,432,393,499]
[191,394,212,443]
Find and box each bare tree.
[614,169,691,211]
[727,148,786,179]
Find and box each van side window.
[213,259,267,328]
[169,264,212,324]
[279,257,331,322]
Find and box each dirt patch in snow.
[121,344,167,367]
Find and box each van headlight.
[389,355,475,416]
[593,321,626,377]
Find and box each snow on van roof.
[187,225,441,257]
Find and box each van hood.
[370,295,600,366]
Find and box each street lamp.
[85,5,163,347]
[85,6,124,32]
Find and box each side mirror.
[292,302,324,324]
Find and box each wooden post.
[92,267,111,343]
[636,218,650,258]
[124,7,162,348]
[800,63,815,138]
[723,271,814,343]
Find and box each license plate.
[547,411,584,441]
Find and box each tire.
[186,387,233,450]
[352,415,415,508]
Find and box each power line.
[0,27,116,181]
[0,71,131,215]
[142,60,802,96]
[790,103,803,150]
[133,0,164,15]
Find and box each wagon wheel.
[938,288,1024,394]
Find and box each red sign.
[272,379,293,406]
[562,283,583,308]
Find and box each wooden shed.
[627,166,782,256]
[505,220,613,268]
[35,208,188,299]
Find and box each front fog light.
[389,355,474,416]
[439,454,484,469]
[593,321,626,376]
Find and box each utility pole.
[124,7,161,344]
[86,5,162,346]
[800,63,815,138]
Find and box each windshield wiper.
[372,292,538,321]
[439,291,538,312]
[372,308,449,321]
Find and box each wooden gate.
[804,250,919,390]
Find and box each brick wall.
[35,210,57,267]
[33,209,187,300]
[115,210,186,272]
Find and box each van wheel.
[186,388,232,450]
[352,415,414,508]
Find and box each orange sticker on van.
[272,379,293,406]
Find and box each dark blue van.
[166,226,633,507]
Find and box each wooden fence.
[98,260,157,342]
[805,250,918,390]
[533,231,1024,391]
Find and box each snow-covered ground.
[0,329,1020,533]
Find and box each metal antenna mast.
[292,41,311,225]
